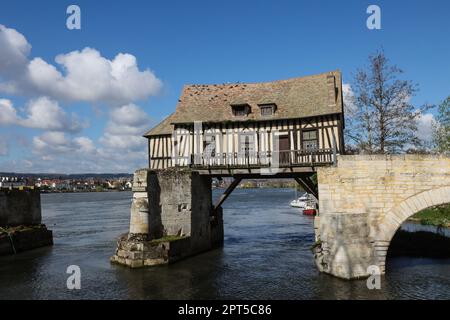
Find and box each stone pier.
[0,188,53,256]
[111,168,223,268]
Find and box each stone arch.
[373,186,450,273]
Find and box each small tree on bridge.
[345,50,428,154]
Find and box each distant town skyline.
[1,0,449,173]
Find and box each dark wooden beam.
[212,177,242,214]
[294,177,318,199]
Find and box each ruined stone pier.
[111,168,223,268]
[0,188,53,256]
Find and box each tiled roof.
[144,70,343,136]
[143,113,175,136]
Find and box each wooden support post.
[305,176,318,196]
[211,177,243,215]
[294,176,318,200]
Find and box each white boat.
[290,192,318,209]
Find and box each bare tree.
[433,96,450,154]
[345,50,426,154]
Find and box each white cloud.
[100,104,152,150]
[110,103,151,127]
[416,113,435,142]
[0,98,18,125]
[0,24,163,104]
[100,133,145,150]
[0,24,31,77]
[27,49,163,103]
[33,131,72,154]
[20,97,84,132]
[1,102,153,173]
[0,24,160,173]
[342,83,357,115]
[26,104,153,173]
[74,137,96,154]
[25,130,147,173]
[32,132,97,157]
[0,97,85,133]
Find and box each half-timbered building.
[144,70,345,173]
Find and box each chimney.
[327,73,336,107]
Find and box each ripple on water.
[0,189,449,299]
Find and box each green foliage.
[411,204,450,227]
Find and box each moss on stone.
[150,235,187,244]
[0,224,47,236]
[310,239,323,252]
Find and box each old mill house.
[144,70,345,174]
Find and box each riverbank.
[40,188,131,194]
[408,204,450,228]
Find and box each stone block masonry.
[314,154,450,279]
[0,188,53,256]
[0,188,41,226]
[111,168,223,268]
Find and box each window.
[231,104,250,116]
[302,130,318,151]
[260,106,273,116]
[258,103,277,116]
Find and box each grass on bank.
[409,204,450,228]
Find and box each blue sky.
[0,0,449,173]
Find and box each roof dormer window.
[258,103,277,116]
[231,104,251,117]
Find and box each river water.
[0,188,449,300]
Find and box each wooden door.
[278,135,290,166]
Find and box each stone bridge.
[314,155,450,279]
[112,154,450,280]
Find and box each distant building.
[0,177,26,188]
